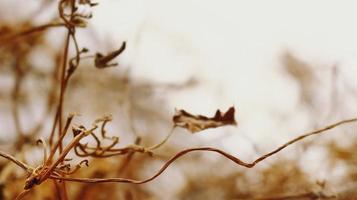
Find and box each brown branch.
[251,118,357,166]
[0,151,33,173]
[50,117,357,184]
[56,28,71,154]
[11,60,24,138]
[40,125,98,183]
[14,189,31,200]
[47,114,75,164]
[53,179,69,200]
[73,119,174,158]
[50,0,77,152]
[0,22,66,44]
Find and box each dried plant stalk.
[49,118,357,184]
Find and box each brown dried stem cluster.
[1,112,357,199]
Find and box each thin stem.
[50,147,248,184]
[57,30,71,153]
[52,0,76,152]
[0,151,33,173]
[47,114,75,164]
[147,127,175,150]
[41,126,97,182]
[14,189,31,200]
[11,60,24,138]
[251,117,357,165]
[53,179,69,200]
[0,22,66,44]
[50,117,357,184]
[116,143,139,175]
[36,139,48,166]
[49,109,59,147]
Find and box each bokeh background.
[1,0,357,199]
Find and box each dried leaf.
[95,41,126,69]
[173,107,237,133]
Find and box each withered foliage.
[94,42,126,69]
[173,106,237,133]
[1,1,357,200]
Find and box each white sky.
[89,1,357,192]
[91,0,357,144]
[2,0,357,152]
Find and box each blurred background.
[1,0,357,199]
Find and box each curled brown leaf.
[173,106,237,133]
[95,42,126,69]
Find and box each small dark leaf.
[90,3,99,7]
[81,47,89,53]
[95,41,126,69]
